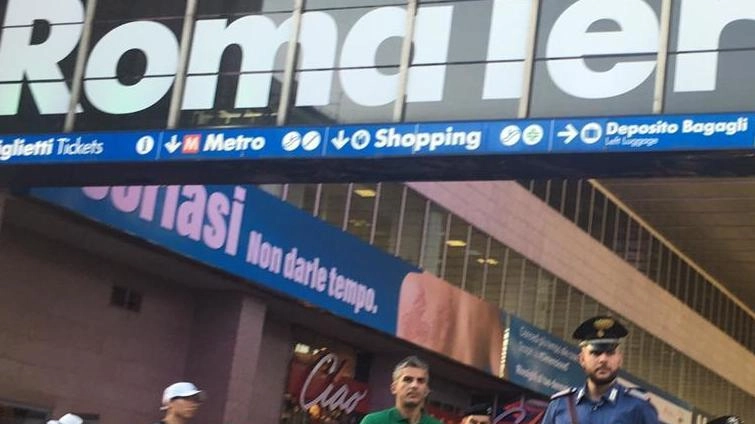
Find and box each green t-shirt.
[360,407,442,424]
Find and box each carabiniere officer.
[541,316,659,424]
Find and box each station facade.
[0,0,753,423]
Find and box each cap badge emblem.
[594,318,615,337]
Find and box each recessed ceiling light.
[354,188,377,198]
[446,239,467,247]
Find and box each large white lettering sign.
[0,0,748,116]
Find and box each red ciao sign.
[286,352,370,415]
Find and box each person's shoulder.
[549,387,577,400]
[623,386,652,402]
[360,408,392,423]
[421,414,443,424]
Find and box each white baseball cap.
[161,382,205,409]
[47,413,83,424]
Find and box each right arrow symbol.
[557,124,578,144]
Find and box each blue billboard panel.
[504,315,584,394]
[30,185,419,335]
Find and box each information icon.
[136,135,155,155]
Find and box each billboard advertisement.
[30,185,505,375]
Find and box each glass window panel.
[601,201,617,248]
[398,189,426,265]
[622,320,640,374]
[565,286,583,341]
[701,279,712,319]
[373,183,404,254]
[404,63,521,121]
[655,244,668,286]
[258,184,284,198]
[502,251,524,314]
[95,0,187,19]
[613,208,627,256]
[529,56,656,117]
[536,0,661,59]
[665,50,755,114]
[679,262,692,306]
[465,228,488,298]
[483,240,508,307]
[0,5,81,134]
[710,288,722,328]
[646,336,660,385]
[287,68,397,124]
[318,183,349,228]
[421,203,447,276]
[420,0,495,63]
[576,181,593,232]
[298,7,403,67]
[346,183,377,243]
[691,271,703,315]
[179,72,283,128]
[589,190,607,241]
[550,280,570,339]
[580,296,599,322]
[637,330,650,380]
[197,0,294,15]
[516,260,539,323]
[0,4,81,133]
[443,215,469,287]
[285,183,318,213]
[75,18,186,130]
[633,226,647,272]
[562,179,580,222]
[531,180,549,203]
[533,271,555,330]
[663,253,677,292]
[547,179,565,213]
[306,0,407,10]
[723,298,733,336]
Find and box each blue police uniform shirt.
[541,383,659,424]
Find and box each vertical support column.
[184,293,268,424]
[64,0,98,131]
[167,0,199,129]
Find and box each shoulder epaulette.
[550,388,577,400]
[625,386,651,401]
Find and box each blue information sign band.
[1,112,753,165]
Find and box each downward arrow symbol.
[330,130,349,150]
[165,136,182,153]
[557,124,578,144]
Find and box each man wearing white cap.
[155,382,205,424]
[47,413,82,424]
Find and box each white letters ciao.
[300,353,368,415]
[0,0,749,116]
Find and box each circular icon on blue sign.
[301,131,322,151]
[282,131,302,151]
[499,125,522,146]
[523,124,544,146]
[580,123,603,144]
[136,135,155,155]
[351,130,371,150]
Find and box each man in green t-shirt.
[360,356,442,424]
